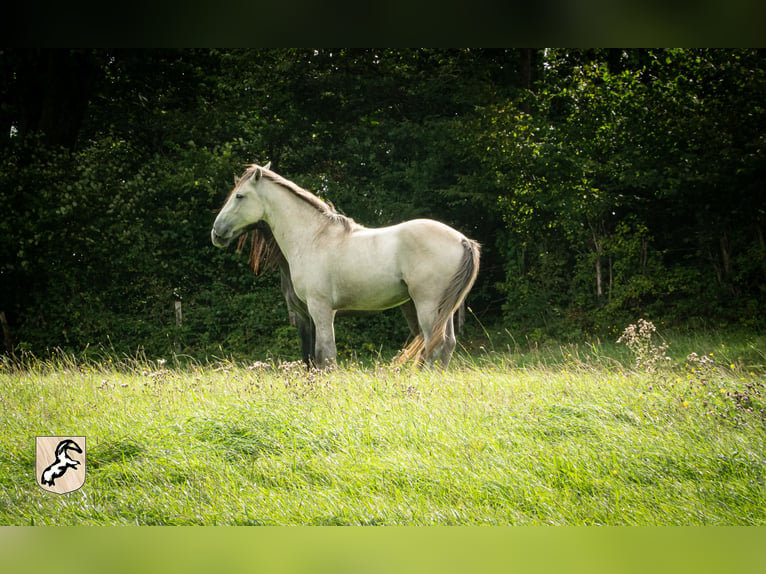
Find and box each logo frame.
[36,436,87,494]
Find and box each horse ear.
[252,162,270,181]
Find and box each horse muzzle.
[211,227,233,248]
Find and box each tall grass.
[1,331,764,525]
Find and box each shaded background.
[1,49,764,361]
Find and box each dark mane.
[238,164,357,232]
[236,222,283,274]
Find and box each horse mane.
[236,223,283,274]
[233,164,359,273]
[239,164,357,233]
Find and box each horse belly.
[332,270,410,310]
[329,251,410,311]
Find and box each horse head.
[211,162,271,248]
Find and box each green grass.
[1,334,765,525]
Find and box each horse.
[236,222,421,366]
[212,163,480,368]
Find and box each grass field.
[1,330,765,525]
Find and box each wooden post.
[174,300,183,327]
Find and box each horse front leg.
[307,300,337,369]
[280,262,316,366]
[293,312,316,367]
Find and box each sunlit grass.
[1,335,764,525]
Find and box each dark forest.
[2,49,764,360]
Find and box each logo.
[36,436,86,494]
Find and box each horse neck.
[259,179,328,262]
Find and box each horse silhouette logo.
[36,437,86,494]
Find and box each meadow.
[1,328,764,526]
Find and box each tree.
[491,49,766,334]
[2,49,764,360]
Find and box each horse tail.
[396,333,426,365]
[397,237,480,365]
[425,237,481,359]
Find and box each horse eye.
[235,193,245,199]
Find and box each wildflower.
[617,319,670,373]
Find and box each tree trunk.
[608,254,613,303]
[757,225,766,277]
[592,228,604,301]
[640,236,649,272]
[518,48,537,114]
[0,311,13,355]
[720,232,731,279]
[595,255,603,299]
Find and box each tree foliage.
[1,49,764,359]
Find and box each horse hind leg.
[438,313,457,366]
[400,300,420,337]
[410,300,456,369]
[411,237,479,369]
[426,312,456,368]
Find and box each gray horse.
[238,222,422,366]
[213,164,479,367]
